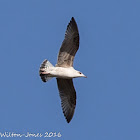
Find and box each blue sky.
[0,0,140,139]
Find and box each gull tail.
[39,59,54,82]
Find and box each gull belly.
[49,67,77,79]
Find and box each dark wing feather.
[56,78,76,123]
[56,17,79,67]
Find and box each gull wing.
[56,78,76,123]
[56,17,79,67]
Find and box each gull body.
[42,66,86,79]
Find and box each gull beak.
[83,75,87,78]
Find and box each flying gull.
[39,17,86,123]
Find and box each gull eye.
[79,72,82,74]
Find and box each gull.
[39,17,86,123]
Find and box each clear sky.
[0,0,140,140]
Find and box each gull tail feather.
[39,59,54,82]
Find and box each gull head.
[76,71,87,78]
